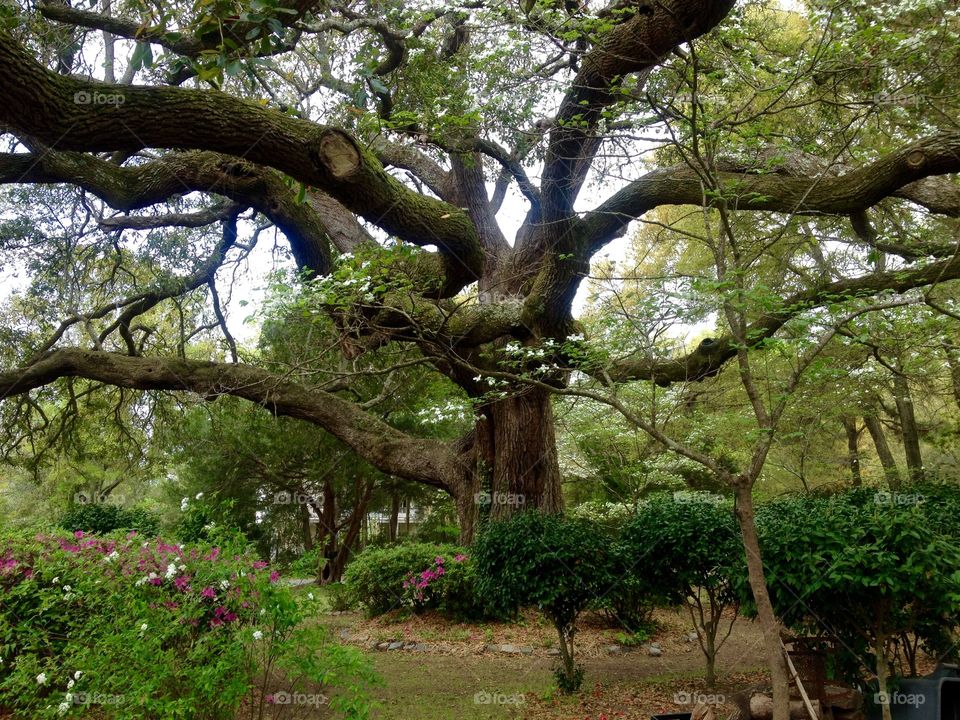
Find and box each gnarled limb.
[0,29,483,288]
[0,348,457,488]
[605,252,960,385]
[579,132,960,254]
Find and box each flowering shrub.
[343,543,488,619]
[0,529,376,719]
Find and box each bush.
[58,504,160,536]
[753,490,960,693]
[342,543,487,619]
[287,547,322,577]
[472,512,616,692]
[0,530,377,719]
[620,493,743,685]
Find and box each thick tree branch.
[0,348,456,488]
[605,252,960,385]
[0,148,333,277]
[540,0,735,217]
[0,29,483,291]
[579,132,960,254]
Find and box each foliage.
[58,503,160,537]
[472,512,617,692]
[287,546,322,577]
[0,529,377,719]
[342,543,486,619]
[752,489,960,685]
[621,493,743,684]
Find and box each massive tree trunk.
[892,374,923,482]
[474,386,564,521]
[864,415,901,489]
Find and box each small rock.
[338,628,351,640]
[500,644,521,654]
[387,641,403,651]
[520,646,534,655]
[546,648,560,656]
[403,643,415,651]
[376,642,390,651]
[413,643,430,652]
[366,640,379,651]
[825,686,863,711]
[647,645,662,657]
[605,645,622,655]
[686,631,699,643]
[484,644,500,653]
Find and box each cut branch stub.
[318,130,362,179]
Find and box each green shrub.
[327,582,356,612]
[288,547,322,577]
[472,512,616,692]
[0,530,377,719]
[58,504,160,536]
[752,490,960,694]
[342,543,486,619]
[620,492,743,685]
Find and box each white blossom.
[57,702,70,715]
[140,623,148,631]
[36,673,48,685]
[252,630,264,641]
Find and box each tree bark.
[842,418,862,487]
[300,501,314,552]
[321,479,373,584]
[943,342,960,411]
[734,483,791,720]
[892,374,923,482]
[864,415,901,489]
[475,387,564,521]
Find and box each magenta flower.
[252,561,268,570]
[205,548,220,561]
[269,571,279,583]
[454,554,467,562]
[74,530,85,539]
[201,586,216,599]
[174,576,191,592]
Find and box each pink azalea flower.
[74,531,85,539]
[269,571,279,583]
[252,561,268,570]
[201,586,216,599]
